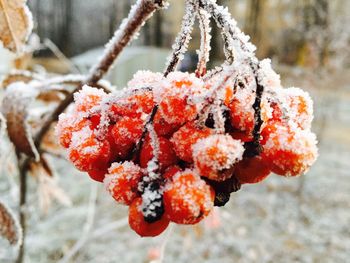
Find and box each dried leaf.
[1,81,40,160]
[1,70,37,88]
[41,124,64,155]
[0,0,33,53]
[37,90,65,103]
[0,200,22,246]
[29,157,72,214]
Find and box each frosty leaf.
[1,70,36,89]
[1,82,40,160]
[0,0,33,53]
[0,200,22,246]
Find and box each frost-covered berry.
[163,170,214,224]
[74,85,106,113]
[104,161,143,205]
[234,156,271,184]
[163,166,182,181]
[111,117,144,159]
[129,197,170,237]
[88,170,107,183]
[154,72,205,125]
[68,127,111,172]
[153,111,181,137]
[110,90,154,119]
[283,87,313,130]
[56,113,90,148]
[171,122,212,163]
[127,70,163,90]
[193,134,244,181]
[261,122,318,176]
[227,87,271,134]
[140,136,178,172]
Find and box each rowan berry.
[111,117,144,159]
[234,156,271,184]
[129,197,170,237]
[74,85,106,113]
[88,170,107,183]
[283,87,313,130]
[170,122,212,163]
[104,161,143,205]
[68,127,111,172]
[261,122,318,176]
[154,72,205,125]
[193,134,245,181]
[163,166,182,181]
[163,170,214,224]
[140,136,178,172]
[56,113,90,148]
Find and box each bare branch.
[164,0,196,76]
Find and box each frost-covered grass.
[1,67,350,263]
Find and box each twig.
[43,39,81,74]
[164,0,196,76]
[196,7,212,77]
[157,224,173,263]
[91,217,129,238]
[15,155,30,263]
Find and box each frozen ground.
[0,67,349,263]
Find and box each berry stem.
[164,0,196,76]
[196,7,211,77]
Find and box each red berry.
[140,136,178,172]
[283,87,313,130]
[235,157,271,184]
[163,170,214,224]
[153,111,181,137]
[171,122,212,163]
[56,114,90,148]
[163,166,182,181]
[110,90,154,119]
[104,161,143,205]
[88,170,107,183]
[193,134,244,181]
[261,122,318,176]
[111,117,144,159]
[129,197,170,237]
[69,127,111,172]
[74,85,106,113]
[228,87,271,134]
[230,130,253,142]
[155,72,205,125]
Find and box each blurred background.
[0,0,349,262]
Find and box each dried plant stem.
[16,154,30,263]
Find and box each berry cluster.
[56,66,317,237]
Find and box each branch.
[196,7,212,77]
[164,0,196,76]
